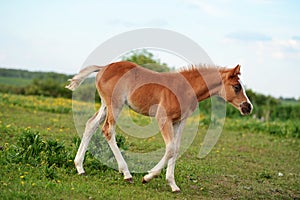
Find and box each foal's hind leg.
[102,105,132,182]
[74,104,106,175]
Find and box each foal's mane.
[177,64,229,74]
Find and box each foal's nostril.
[241,102,252,115]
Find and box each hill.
[0,68,71,82]
[0,68,72,98]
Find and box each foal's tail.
[65,65,104,91]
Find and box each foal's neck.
[179,67,223,101]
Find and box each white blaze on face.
[239,80,253,111]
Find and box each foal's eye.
[233,84,242,93]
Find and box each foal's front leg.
[142,117,177,189]
[166,120,186,192]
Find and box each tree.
[122,49,170,72]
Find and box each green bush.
[24,79,72,98]
[224,118,300,138]
[4,129,74,167]
[0,127,129,178]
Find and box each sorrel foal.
[66,61,252,192]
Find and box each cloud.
[257,38,300,59]
[182,0,226,17]
[0,52,7,62]
[249,0,278,4]
[225,31,272,42]
[292,36,300,40]
[108,18,168,28]
[108,19,135,27]
[224,32,300,60]
[146,19,169,27]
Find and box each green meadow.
[0,93,299,199]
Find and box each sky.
[0,0,299,98]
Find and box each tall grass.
[0,125,128,179]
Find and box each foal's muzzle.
[240,102,252,115]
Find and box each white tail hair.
[65,65,104,91]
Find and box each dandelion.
[52,118,59,122]
[71,187,75,190]
[20,175,25,179]
[6,124,11,128]
[59,128,63,132]
[200,187,204,191]
[47,127,51,131]
[20,181,25,185]
[32,183,36,186]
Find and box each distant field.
[0,76,32,86]
[0,93,299,199]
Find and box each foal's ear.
[233,64,241,76]
[228,64,241,78]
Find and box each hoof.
[142,177,148,184]
[125,178,134,184]
[79,172,87,176]
[172,189,181,193]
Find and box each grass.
[0,93,299,199]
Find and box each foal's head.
[219,65,253,115]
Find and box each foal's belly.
[127,84,181,119]
[127,85,161,116]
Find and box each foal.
[66,61,252,192]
